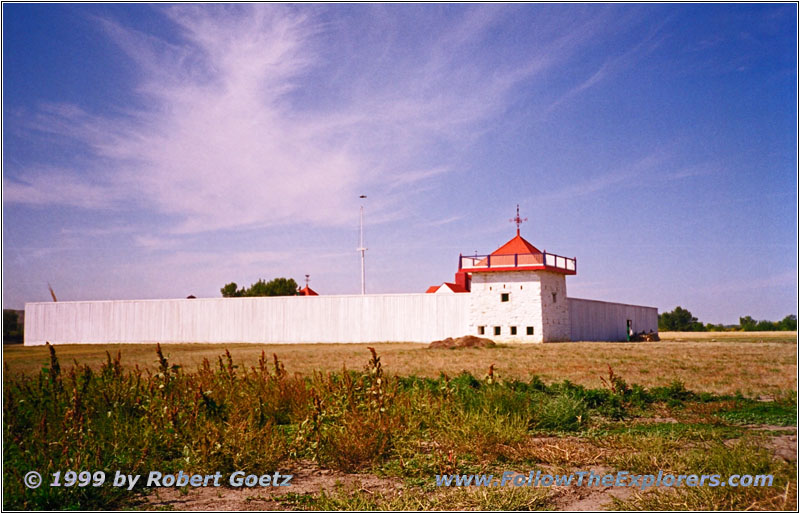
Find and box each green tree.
[245,277,298,297]
[659,306,703,331]
[3,310,23,342]
[739,316,757,331]
[267,277,299,296]
[221,278,299,297]
[778,314,797,331]
[220,282,242,298]
[754,319,777,331]
[739,315,797,331]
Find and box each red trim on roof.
[469,265,576,275]
[425,285,440,293]
[298,286,319,296]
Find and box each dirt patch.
[748,424,797,462]
[745,424,796,432]
[766,434,797,462]
[634,417,679,424]
[725,425,797,463]
[553,484,638,511]
[428,335,497,349]
[134,462,402,511]
[546,466,643,511]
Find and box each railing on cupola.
[458,252,576,274]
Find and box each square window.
[526,326,534,336]
[510,326,517,335]
[501,293,510,302]
[494,326,501,336]
[478,326,485,335]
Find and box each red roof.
[490,234,541,256]
[425,282,469,294]
[475,234,542,267]
[298,286,319,296]
[442,282,469,293]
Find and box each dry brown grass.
[5,333,796,395]
[659,331,796,342]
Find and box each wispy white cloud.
[535,151,666,202]
[533,147,718,204]
[3,166,127,209]
[6,4,654,239]
[134,234,180,251]
[661,163,719,180]
[387,166,451,189]
[60,226,137,237]
[156,249,292,269]
[424,215,465,227]
[7,5,570,235]
[544,14,670,115]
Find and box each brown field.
[4,331,797,511]
[659,331,796,342]
[4,331,796,395]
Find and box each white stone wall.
[467,270,570,343]
[468,271,544,342]
[538,271,570,341]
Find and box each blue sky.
[3,3,797,324]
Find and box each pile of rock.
[428,335,497,349]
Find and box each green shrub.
[650,380,694,406]
[531,393,588,431]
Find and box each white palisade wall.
[24,289,658,345]
[568,298,658,341]
[24,294,471,346]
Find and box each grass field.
[3,333,797,511]
[5,331,796,395]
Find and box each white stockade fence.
[568,297,658,342]
[24,294,471,346]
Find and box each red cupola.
[458,205,576,275]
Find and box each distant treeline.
[659,306,797,332]
[3,309,24,343]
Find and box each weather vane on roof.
[305,274,310,288]
[510,204,527,236]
